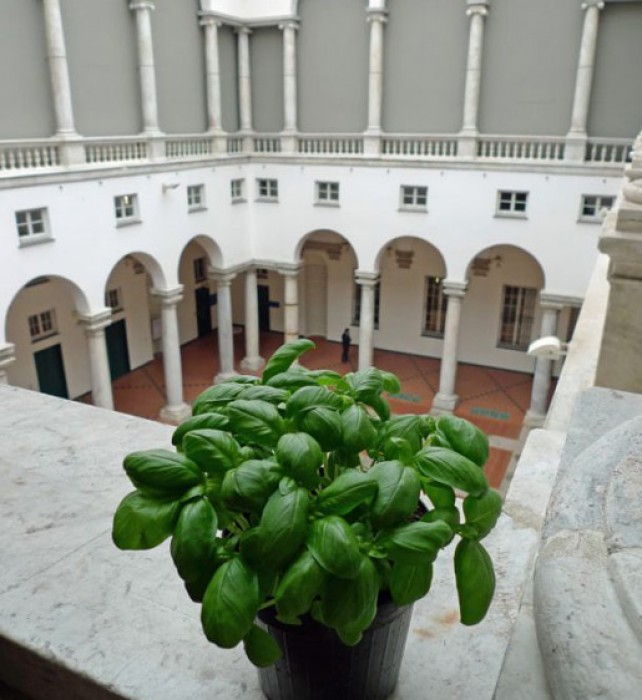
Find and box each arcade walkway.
[84,332,546,490]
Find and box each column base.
[159,403,192,425]
[564,132,587,163]
[457,132,478,158]
[214,371,237,385]
[431,392,459,414]
[523,409,547,429]
[240,355,265,371]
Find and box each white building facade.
[1,0,640,423]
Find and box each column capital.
[466,1,490,17]
[355,270,380,287]
[366,9,388,24]
[278,19,300,31]
[77,308,113,335]
[581,0,605,11]
[0,343,16,369]
[443,281,468,298]
[199,14,223,28]
[235,25,252,36]
[129,1,155,11]
[209,269,236,286]
[151,285,185,307]
[277,263,301,278]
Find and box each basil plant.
[112,339,501,667]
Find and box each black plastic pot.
[256,596,414,700]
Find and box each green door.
[195,287,213,337]
[34,344,69,399]
[106,319,131,380]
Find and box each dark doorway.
[106,319,131,380]
[34,344,68,399]
[258,285,270,332]
[195,287,213,337]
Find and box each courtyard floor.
[87,331,550,490]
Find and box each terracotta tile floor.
[83,331,555,489]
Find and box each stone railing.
[381,134,458,158]
[84,137,148,164]
[297,134,364,155]
[585,137,632,165]
[253,135,282,154]
[165,135,214,159]
[0,139,61,171]
[477,135,566,161]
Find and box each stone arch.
[464,244,546,288]
[373,235,447,276]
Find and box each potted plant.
[112,339,501,700]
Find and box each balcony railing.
[0,140,60,171]
[84,138,148,164]
[477,135,566,161]
[585,138,632,165]
[297,135,364,155]
[382,135,458,158]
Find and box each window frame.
[256,178,279,202]
[497,285,537,351]
[193,257,208,284]
[496,190,529,219]
[579,194,614,223]
[114,194,140,226]
[315,181,340,206]
[15,207,51,246]
[400,185,428,212]
[422,276,447,338]
[187,184,206,212]
[28,309,58,342]
[230,178,246,203]
[105,288,123,312]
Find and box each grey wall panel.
[589,4,642,139]
[383,0,467,134]
[479,0,582,136]
[0,0,55,138]
[61,0,140,136]
[219,25,239,132]
[250,28,284,133]
[152,0,207,134]
[298,0,369,133]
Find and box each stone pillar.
[364,8,387,155]
[281,267,300,346]
[212,272,236,382]
[129,0,161,135]
[237,26,253,136]
[433,282,467,413]
[459,1,491,157]
[201,16,224,134]
[524,298,563,427]
[151,287,191,423]
[77,309,114,411]
[241,268,264,371]
[356,271,379,371]
[0,344,16,385]
[565,0,605,162]
[279,20,299,153]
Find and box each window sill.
[496,344,528,352]
[255,198,279,204]
[494,212,528,220]
[18,235,54,249]
[188,206,208,214]
[31,331,59,344]
[231,198,247,205]
[399,207,428,214]
[421,331,444,339]
[116,218,142,228]
[314,201,340,208]
[577,216,602,224]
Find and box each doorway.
[106,319,131,380]
[195,287,213,337]
[304,264,327,336]
[34,344,69,399]
[258,285,271,332]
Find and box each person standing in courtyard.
[341,328,351,363]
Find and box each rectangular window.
[316,181,340,204]
[28,309,57,341]
[187,184,205,211]
[400,186,428,211]
[193,257,207,283]
[15,208,49,243]
[498,286,537,350]
[114,194,139,223]
[256,178,278,201]
[496,191,528,217]
[353,282,380,330]
[423,276,447,337]
[579,194,614,222]
[105,288,123,311]
[231,178,245,202]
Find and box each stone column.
[281,267,301,345]
[237,26,253,146]
[565,0,605,162]
[364,8,387,155]
[459,1,491,157]
[433,282,467,413]
[201,16,224,134]
[241,267,264,371]
[356,271,379,371]
[0,344,16,385]
[151,287,191,423]
[77,309,114,411]
[279,20,299,153]
[211,272,236,382]
[524,298,563,427]
[129,0,161,135]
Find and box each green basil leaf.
[343,368,385,401]
[422,481,456,508]
[112,491,180,550]
[454,539,496,625]
[221,375,261,385]
[296,406,342,452]
[340,404,377,453]
[382,436,414,464]
[182,429,241,475]
[275,549,326,622]
[389,561,433,606]
[382,521,452,563]
[315,469,378,516]
[170,498,218,582]
[415,447,488,496]
[123,449,203,495]
[377,415,424,454]
[265,370,318,390]
[368,461,421,529]
[239,385,290,405]
[262,338,316,384]
[462,489,502,539]
[221,460,282,513]
[364,394,391,421]
[171,413,230,448]
[307,516,362,580]
[258,485,309,569]
[421,506,460,535]
[201,557,259,648]
[380,370,402,395]
[276,433,323,489]
[286,386,344,416]
[307,369,343,386]
[192,383,246,415]
[436,415,489,467]
[227,399,285,447]
[243,624,283,667]
[320,557,378,646]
